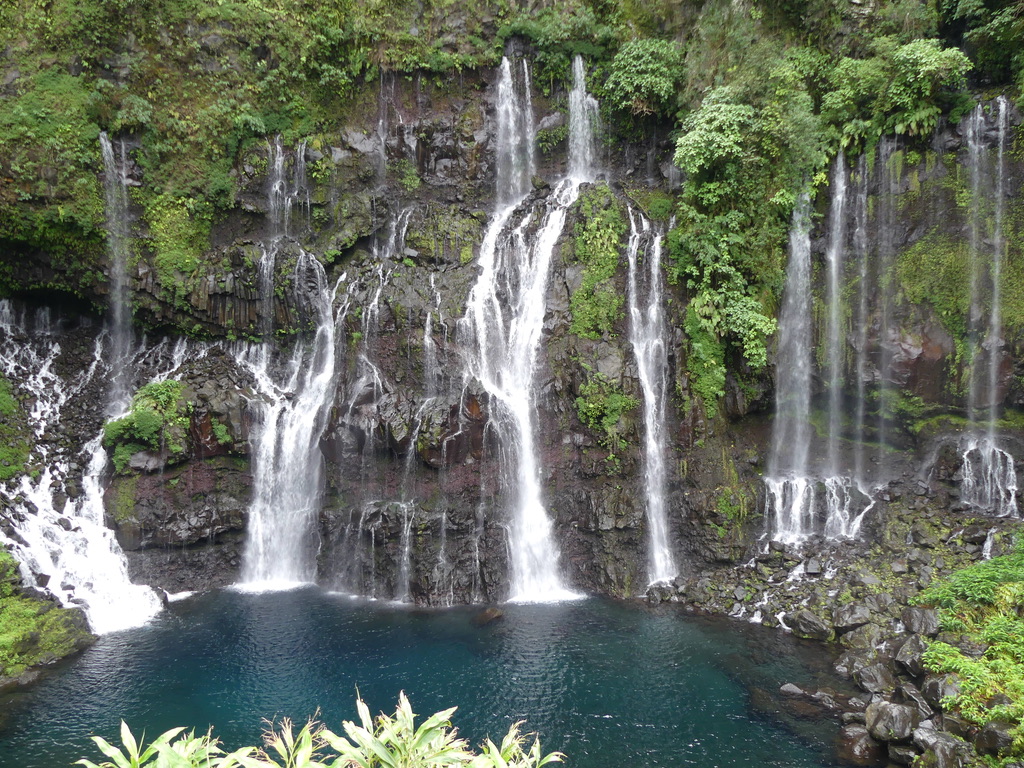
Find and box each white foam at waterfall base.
[0,303,162,633]
[764,476,815,546]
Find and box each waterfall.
[0,302,163,634]
[824,155,848,477]
[258,137,311,339]
[765,194,814,544]
[625,209,676,585]
[459,55,598,601]
[235,251,343,587]
[99,132,134,414]
[875,138,899,459]
[568,56,600,181]
[852,156,870,487]
[821,155,874,539]
[234,132,347,588]
[966,106,986,423]
[267,135,308,239]
[330,210,411,599]
[960,98,1018,517]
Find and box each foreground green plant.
[76,693,564,768]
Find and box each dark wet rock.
[837,724,886,765]
[841,622,884,652]
[896,634,928,677]
[898,682,934,719]
[788,609,833,641]
[937,713,975,741]
[834,602,874,633]
[851,572,882,587]
[866,700,920,743]
[974,721,1014,756]
[914,729,976,768]
[922,675,961,709]
[902,607,940,637]
[855,663,897,693]
[836,650,873,678]
[888,744,919,764]
[109,456,250,551]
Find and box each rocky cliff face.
[0,74,1018,603]
[3,52,1024,764]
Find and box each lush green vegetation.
[103,380,192,473]
[1,0,1021,408]
[575,370,638,468]
[0,547,91,678]
[78,693,563,768]
[569,184,627,339]
[0,376,32,482]
[918,539,1024,756]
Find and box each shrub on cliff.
[77,693,563,768]
[918,538,1024,756]
[102,380,192,473]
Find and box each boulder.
[914,728,976,768]
[866,700,920,743]
[896,634,928,677]
[921,675,961,709]
[903,607,940,636]
[889,744,919,764]
[835,650,873,678]
[974,721,1014,756]
[842,622,884,652]
[855,663,897,693]
[836,724,886,765]
[834,602,874,633]
[898,682,934,719]
[788,609,833,641]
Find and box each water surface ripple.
[0,590,843,768]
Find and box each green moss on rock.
[0,547,94,679]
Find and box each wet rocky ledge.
[648,474,1023,768]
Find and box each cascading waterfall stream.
[625,208,676,585]
[824,155,848,478]
[332,210,411,599]
[0,302,164,633]
[874,138,899,462]
[821,155,874,540]
[961,98,1018,517]
[765,194,814,544]
[852,156,871,488]
[236,252,345,586]
[459,55,598,601]
[99,132,134,414]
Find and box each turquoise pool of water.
[0,589,844,767]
